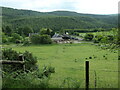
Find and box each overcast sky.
[0,0,119,14]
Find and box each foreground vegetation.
[2,48,55,88]
[2,43,118,88]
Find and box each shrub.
[74,32,79,36]
[40,28,54,37]
[93,35,103,43]
[2,48,19,60]
[30,34,52,44]
[2,37,8,43]
[93,35,114,44]
[2,48,37,72]
[84,33,94,41]
[42,65,55,77]
[40,35,52,44]
[23,51,37,71]
[2,49,55,88]
[8,37,13,42]
[23,37,31,46]
[2,48,22,72]
[30,34,40,44]
[11,33,23,43]
[107,35,114,41]
[100,36,108,43]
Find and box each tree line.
[2,26,54,44]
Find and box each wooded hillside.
[2,7,117,32]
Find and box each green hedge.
[30,34,52,44]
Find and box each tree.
[2,32,8,43]
[17,26,33,37]
[59,28,65,34]
[4,26,13,36]
[46,28,51,35]
[40,35,52,44]
[40,28,54,37]
[11,33,23,43]
[40,28,47,35]
[16,27,24,36]
[23,37,31,46]
[30,35,40,44]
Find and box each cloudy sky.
[0,0,119,14]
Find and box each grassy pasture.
[4,43,118,88]
[79,29,117,37]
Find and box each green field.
[4,43,118,88]
[79,29,117,38]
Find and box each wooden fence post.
[19,54,25,71]
[94,70,97,88]
[85,60,89,89]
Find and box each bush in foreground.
[2,48,37,72]
[2,49,55,88]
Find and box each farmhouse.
[51,33,83,44]
[51,33,63,43]
[51,33,73,44]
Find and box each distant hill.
[2,7,118,32]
